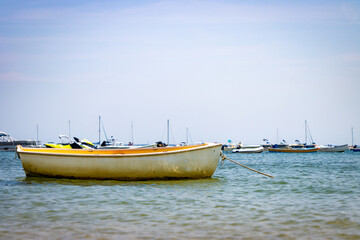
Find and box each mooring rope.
[220,151,274,178]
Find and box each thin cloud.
[0,72,37,82]
[93,1,352,25]
[0,1,355,25]
[342,2,360,23]
[341,53,360,62]
[0,71,119,83]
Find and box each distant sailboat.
[304,120,316,148]
[268,121,319,153]
[350,127,360,152]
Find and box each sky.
[0,0,360,145]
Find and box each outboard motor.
[156,141,167,147]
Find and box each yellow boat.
[16,142,222,180]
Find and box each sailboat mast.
[36,124,39,144]
[167,119,170,145]
[305,120,307,145]
[68,120,71,139]
[131,121,134,144]
[186,127,188,144]
[99,116,101,144]
[352,127,354,146]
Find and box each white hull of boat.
[221,144,237,153]
[232,147,264,153]
[222,147,236,153]
[17,143,222,180]
[318,144,348,152]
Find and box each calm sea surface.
[1,151,360,239]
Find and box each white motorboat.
[232,145,264,153]
[318,144,348,152]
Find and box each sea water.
[0,151,359,239]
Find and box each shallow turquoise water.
[1,151,360,239]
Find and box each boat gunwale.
[17,143,222,158]
[319,144,348,149]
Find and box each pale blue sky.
[1,0,359,145]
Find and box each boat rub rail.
[16,143,222,157]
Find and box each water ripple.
[0,151,360,239]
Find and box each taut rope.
[220,151,274,178]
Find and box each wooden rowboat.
[16,142,222,180]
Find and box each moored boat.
[261,139,272,149]
[45,135,95,149]
[0,132,36,151]
[232,146,264,153]
[318,144,348,152]
[221,144,237,153]
[16,142,222,180]
[268,147,319,153]
[350,145,360,152]
[221,140,239,153]
[290,140,317,149]
[272,140,290,149]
